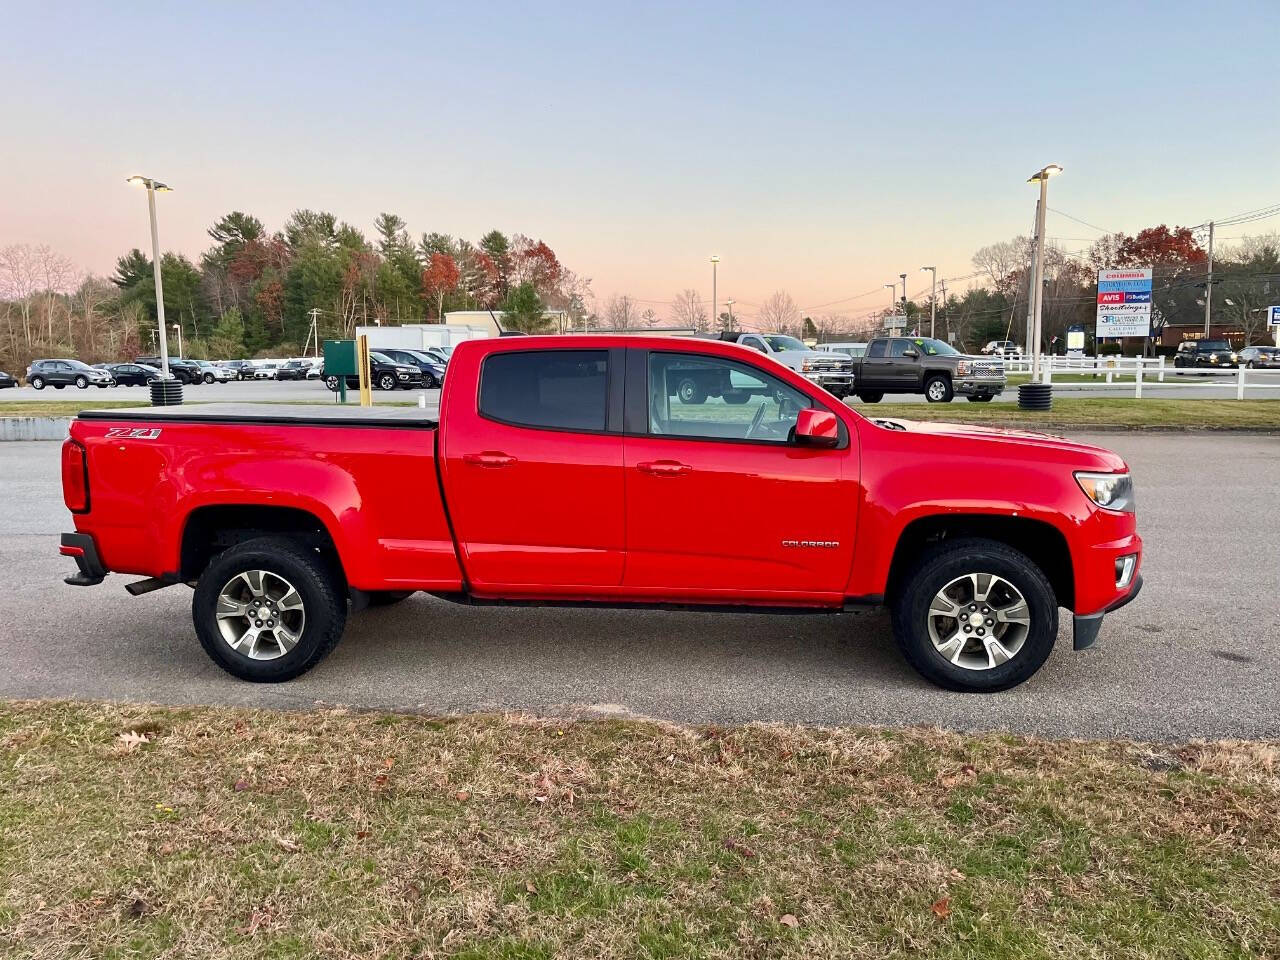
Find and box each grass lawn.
[2,701,1277,959]
[860,397,1280,429]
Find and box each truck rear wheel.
[858,391,883,403]
[677,377,706,404]
[925,375,953,403]
[192,536,347,682]
[891,537,1057,692]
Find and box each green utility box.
[323,339,357,376]
[323,339,357,403]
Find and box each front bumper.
[955,378,1006,397]
[1072,574,1143,651]
[804,372,854,392]
[61,532,107,586]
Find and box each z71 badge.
[105,427,163,439]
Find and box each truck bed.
[78,403,438,429]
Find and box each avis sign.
[1096,267,1153,339]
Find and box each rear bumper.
[1072,574,1142,650]
[60,532,107,586]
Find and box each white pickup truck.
[718,333,855,398]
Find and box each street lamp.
[1027,163,1063,381]
[725,298,736,331]
[920,266,937,338]
[899,273,908,318]
[710,255,720,331]
[126,175,174,379]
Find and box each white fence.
[1000,355,1280,400]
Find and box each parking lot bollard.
[1135,360,1143,399]
[1157,356,1165,383]
[1238,364,1246,400]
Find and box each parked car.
[1238,346,1280,369]
[982,340,1023,357]
[27,358,114,390]
[305,359,323,379]
[1173,339,1237,369]
[59,335,1142,693]
[253,362,281,380]
[0,370,17,388]
[275,359,312,381]
[220,360,256,381]
[100,363,162,387]
[323,351,425,391]
[852,336,1006,403]
[378,348,448,388]
[192,360,236,384]
[135,356,204,384]
[718,332,855,398]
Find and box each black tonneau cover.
[76,403,438,429]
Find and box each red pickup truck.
[59,335,1142,692]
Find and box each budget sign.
[1096,268,1153,339]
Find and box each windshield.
[1201,340,1230,350]
[371,352,393,363]
[910,337,959,356]
[67,360,94,370]
[762,335,807,352]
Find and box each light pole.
[725,298,735,331]
[1027,163,1063,381]
[126,175,173,379]
[172,323,183,358]
[921,266,937,338]
[899,273,908,319]
[710,255,720,330]
[883,283,897,329]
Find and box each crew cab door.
[439,346,625,592]
[886,338,922,386]
[623,348,859,602]
[858,340,894,388]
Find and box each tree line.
[0,211,591,371]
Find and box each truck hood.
[867,416,1127,470]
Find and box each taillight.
[62,440,89,512]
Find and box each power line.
[1048,208,1115,234]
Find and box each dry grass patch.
[2,701,1278,959]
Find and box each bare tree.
[641,308,659,328]
[758,290,800,334]
[972,237,1030,296]
[669,289,708,333]
[0,244,39,345]
[604,294,638,330]
[35,245,76,342]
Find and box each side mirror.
[902,348,919,359]
[794,408,839,448]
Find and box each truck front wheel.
[891,537,1057,692]
[925,375,953,403]
[676,377,706,404]
[192,536,347,682]
[858,391,883,403]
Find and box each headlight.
[955,360,972,376]
[1230,353,1238,362]
[801,359,814,372]
[1075,471,1135,513]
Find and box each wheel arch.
[885,513,1073,609]
[179,504,346,587]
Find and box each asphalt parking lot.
[1,432,1278,741]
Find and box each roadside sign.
[884,314,907,331]
[1096,267,1153,339]
[1066,325,1085,356]
[1269,305,1280,326]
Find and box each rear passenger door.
[439,347,625,593]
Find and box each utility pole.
[306,308,321,357]
[1203,221,1214,337]
[939,279,948,341]
[1027,164,1063,382]
[710,256,720,331]
[921,266,937,338]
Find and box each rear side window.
[480,350,609,432]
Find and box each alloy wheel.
[215,569,306,660]
[925,572,1031,671]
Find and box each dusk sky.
[4,0,1278,325]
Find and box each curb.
[0,416,71,441]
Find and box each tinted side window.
[867,341,887,359]
[480,350,609,432]
[888,339,911,358]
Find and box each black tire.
[924,374,953,403]
[676,377,706,405]
[30,376,45,390]
[723,390,749,405]
[378,373,397,391]
[75,375,89,389]
[858,391,884,403]
[367,590,414,607]
[891,537,1058,693]
[192,536,347,683]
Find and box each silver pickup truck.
[720,333,855,398]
